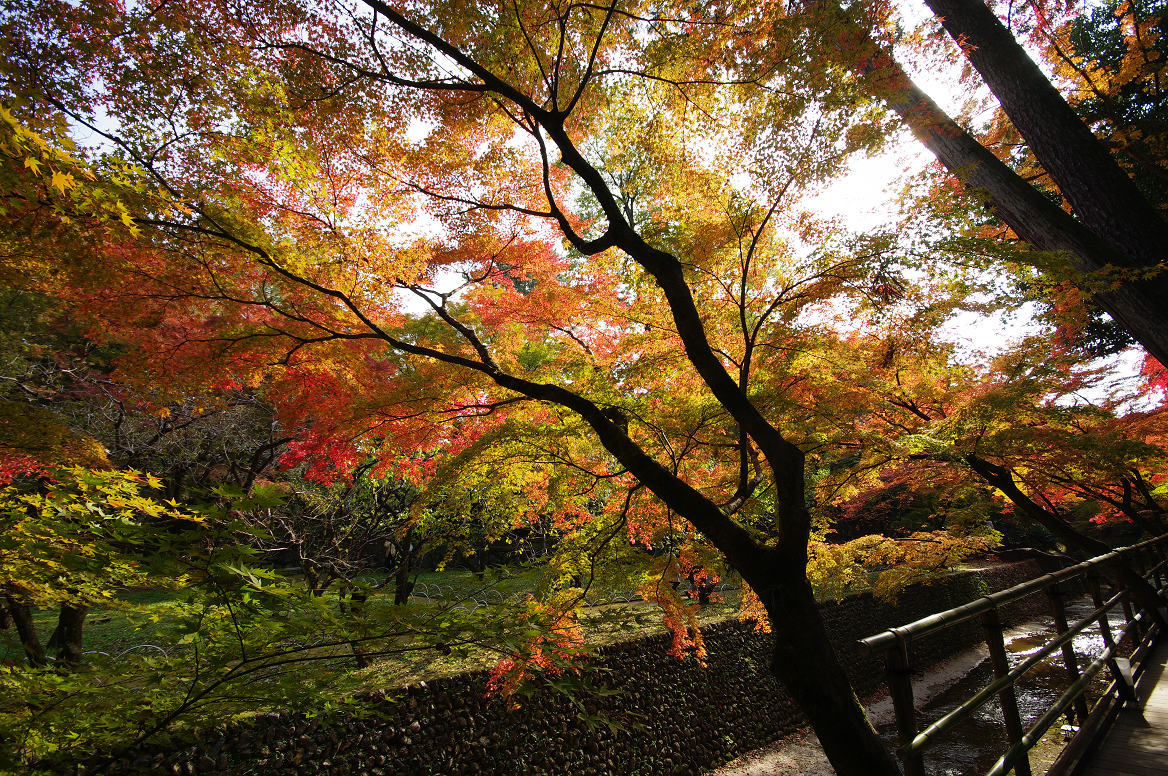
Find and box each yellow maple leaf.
[50,169,75,193]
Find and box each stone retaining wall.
[92,561,1047,776]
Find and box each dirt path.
[704,728,837,776]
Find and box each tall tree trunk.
[4,594,46,668]
[759,566,903,776]
[922,0,1168,262]
[831,2,1168,366]
[922,0,1168,365]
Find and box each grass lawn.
[1,588,185,663]
[2,565,743,674]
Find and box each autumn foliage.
[2,1,1168,774]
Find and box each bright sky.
[801,0,1057,366]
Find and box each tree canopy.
[2,1,1167,774]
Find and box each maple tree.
[0,1,933,772]
[8,1,1163,773]
[809,327,1168,554]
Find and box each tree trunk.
[760,569,903,776]
[922,0,1168,263]
[48,603,88,666]
[4,594,46,667]
[834,1,1168,366]
[1116,504,1166,538]
[342,587,370,669]
[393,548,416,606]
[921,0,1168,366]
[304,562,327,597]
[1128,475,1168,535]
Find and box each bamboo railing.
[857,534,1168,776]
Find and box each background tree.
[257,465,423,605]
[864,0,1168,365]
